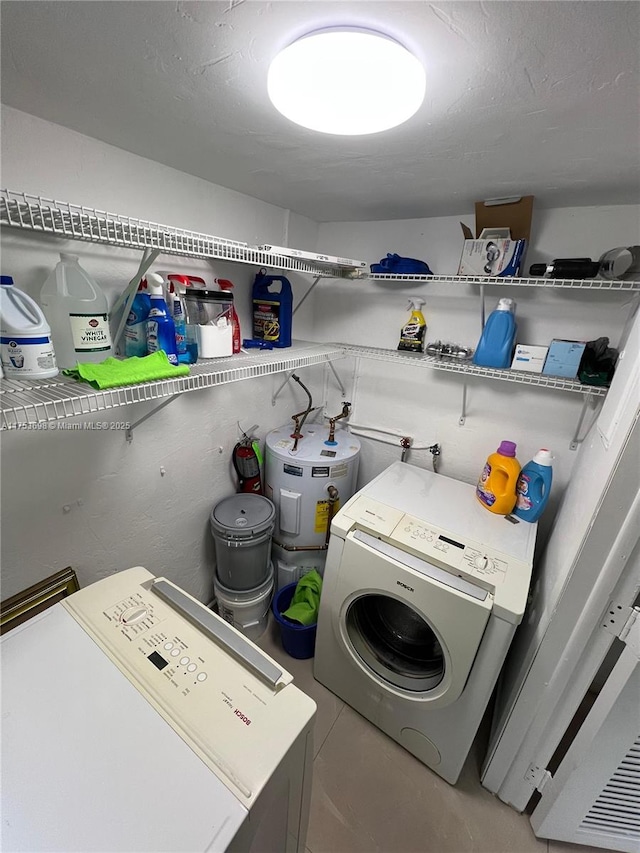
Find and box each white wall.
[293,205,640,552]
[2,105,638,601]
[0,107,323,601]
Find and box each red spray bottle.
[216,279,241,354]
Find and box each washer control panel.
[62,567,314,804]
[389,515,509,590]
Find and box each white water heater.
[265,422,361,589]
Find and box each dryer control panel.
[335,485,534,624]
[391,515,510,589]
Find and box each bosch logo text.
[397,580,414,592]
[234,708,251,726]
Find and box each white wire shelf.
[339,344,608,396]
[368,273,640,290]
[0,342,346,429]
[0,189,364,279]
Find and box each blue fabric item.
[370,253,434,275]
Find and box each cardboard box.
[511,344,549,373]
[458,196,534,277]
[542,339,587,379]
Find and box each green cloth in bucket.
[282,570,323,626]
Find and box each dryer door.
[338,530,493,704]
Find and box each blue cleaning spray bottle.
[513,448,553,522]
[124,277,151,358]
[168,281,190,363]
[145,273,178,365]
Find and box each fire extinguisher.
[232,440,263,494]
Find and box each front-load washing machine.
[314,461,536,784]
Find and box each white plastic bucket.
[213,565,274,642]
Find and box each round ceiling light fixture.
[267,28,426,135]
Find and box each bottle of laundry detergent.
[124,278,151,358]
[476,441,521,515]
[40,253,113,369]
[252,271,292,348]
[513,448,553,523]
[145,273,178,365]
[398,297,427,352]
[473,298,517,369]
[0,275,59,378]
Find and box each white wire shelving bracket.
[367,273,640,291]
[0,342,346,430]
[0,189,365,280]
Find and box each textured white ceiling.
[1,1,638,222]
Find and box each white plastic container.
[213,566,274,641]
[0,276,58,379]
[40,253,113,369]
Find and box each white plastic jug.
[0,276,58,379]
[40,253,113,368]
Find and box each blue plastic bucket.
[272,582,317,659]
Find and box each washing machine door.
[338,530,493,703]
[346,594,445,692]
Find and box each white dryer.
[314,461,536,784]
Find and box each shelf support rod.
[326,359,346,397]
[272,371,294,406]
[126,394,180,442]
[569,393,602,451]
[111,248,161,354]
[293,276,321,316]
[459,382,468,426]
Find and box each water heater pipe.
[325,485,340,546]
[289,373,316,451]
[348,422,436,449]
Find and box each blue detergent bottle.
[145,273,178,365]
[513,448,553,522]
[252,271,292,348]
[473,297,517,369]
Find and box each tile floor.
[256,617,615,853]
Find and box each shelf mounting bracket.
[293,276,322,316]
[327,359,346,397]
[459,382,468,426]
[272,371,295,406]
[126,394,180,442]
[111,248,162,353]
[569,392,602,450]
[271,355,345,406]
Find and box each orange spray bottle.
[476,440,521,515]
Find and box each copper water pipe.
[326,402,352,443]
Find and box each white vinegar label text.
[69,313,112,352]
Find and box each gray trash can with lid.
[210,494,275,591]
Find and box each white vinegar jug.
[40,253,113,368]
